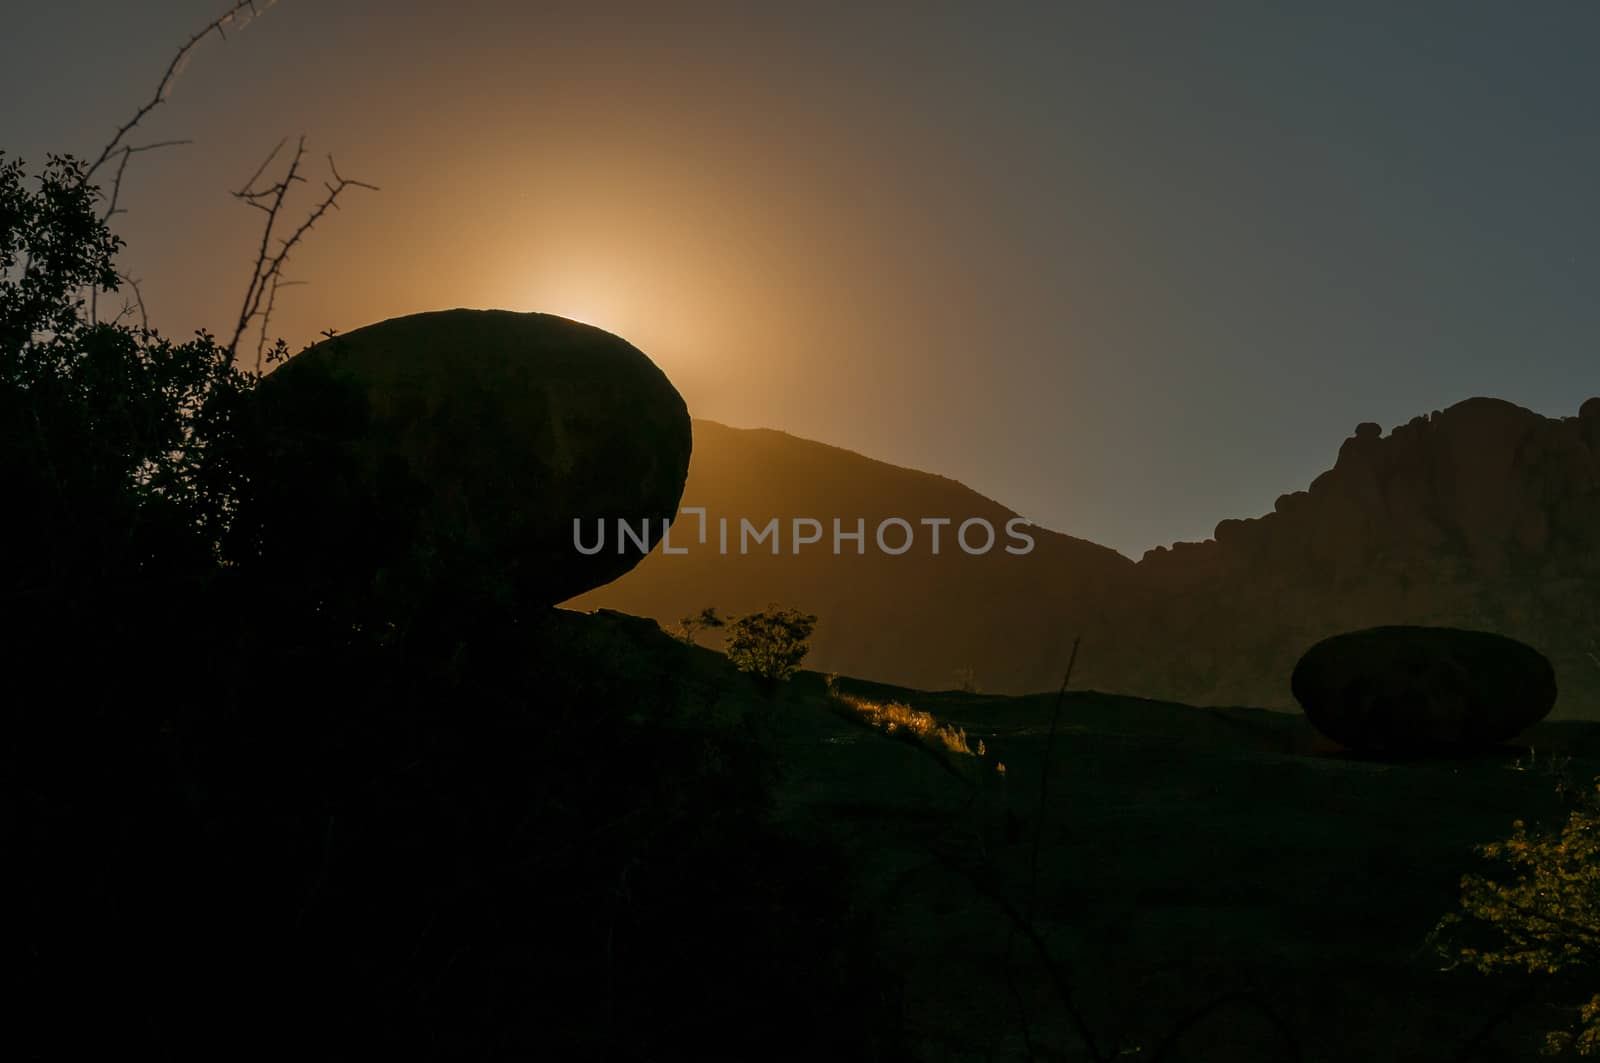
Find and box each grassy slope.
[755,667,1600,1061]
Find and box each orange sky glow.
[8,2,1600,556]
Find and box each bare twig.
[1028,634,1080,923]
[1146,990,1303,1063]
[105,273,151,333]
[994,634,1082,1060]
[89,139,192,324]
[1449,978,1545,1062]
[938,635,1305,1061]
[102,141,193,222]
[255,274,307,370]
[84,1,271,185]
[226,137,378,367]
[120,273,151,333]
[930,848,1105,1062]
[235,136,292,207]
[1003,969,1040,1061]
[81,2,275,324]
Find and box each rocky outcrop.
[1290,626,1556,753]
[1107,397,1600,717]
[257,309,692,606]
[569,397,1600,719]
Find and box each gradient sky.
[6,1,1599,558]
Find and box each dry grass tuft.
[824,678,999,780]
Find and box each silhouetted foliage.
[725,603,818,683]
[1,153,254,638]
[1438,785,1600,1055]
[1,153,120,342]
[2,149,902,1061]
[677,605,725,644]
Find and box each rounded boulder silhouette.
[1291,626,1556,754]
[256,308,691,606]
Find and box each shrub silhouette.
[676,605,726,645]
[1438,783,1600,1055]
[725,604,817,682]
[2,153,255,642]
[3,154,906,1060]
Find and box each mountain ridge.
[571,398,1600,717]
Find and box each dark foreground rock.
[255,308,692,605]
[1291,626,1556,753]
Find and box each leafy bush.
[1439,783,1600,1055]
[2,151,907,1060]
[725,603,817,683]
[2,153,255,643]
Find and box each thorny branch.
[256,274,307,365]
[929,848,1106,1062]
[226,136,378,370]
[81,1,276,324]
[84,1,272,185]
[101,139,192,223]
[1146,990,1304,1063]
[70,1,375,362]
[91,141,189,322]
[107,273,152,333]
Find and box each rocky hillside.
[567,420,1131,694]
[1105,397,1600,715]
[571,400,1600,718]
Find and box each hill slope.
[786,669,1600,1060]
[568,419,1132,694]
[570,401,1600,717]
[1108,396,1600,715]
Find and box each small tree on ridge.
[725,604,817,684]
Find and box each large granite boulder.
[254,308,691,606]
[1290,626,1556,754]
